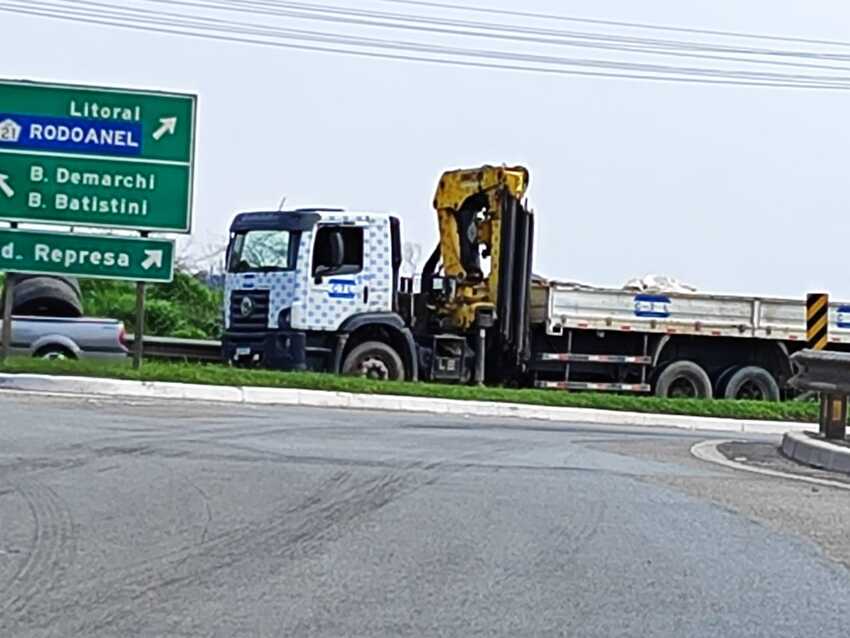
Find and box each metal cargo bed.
[531,282,850,345]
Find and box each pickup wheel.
[723,366,780,402]
[35,345,76,361]
[655,361,713,399]
[342,341,405,381]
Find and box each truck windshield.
[228,230,297,273]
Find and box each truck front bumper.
[222,330,308,371]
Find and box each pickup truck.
[0,315,128,360]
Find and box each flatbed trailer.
[528,282,849,398]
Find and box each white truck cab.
[223,209,417,379]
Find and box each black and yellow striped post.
[806,292,846,438]
[807,292,829,351]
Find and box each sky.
[1,0,849,297]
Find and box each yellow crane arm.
[430,165,530,330]
[433,165,528,279]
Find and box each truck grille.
[229,290,270,331]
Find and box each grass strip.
[0,357,818,423]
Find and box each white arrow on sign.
[0,174,14,199]
[141,249,164,270]
[152,116,178,141]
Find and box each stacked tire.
[1,275,83,317]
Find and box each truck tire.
[655,361,713,399]
[6,276,83,317]
[342,341,405,381]
[724,366,780,402]
[712,366,740,397]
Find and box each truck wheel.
[713,366,740,397]
[655,361,713,399]
[342,341,405,381]
[724,366,780,402]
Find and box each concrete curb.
[781,430,850,474]
[691,440,850,490]
[0,372,816,435]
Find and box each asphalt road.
[2,394,850,637]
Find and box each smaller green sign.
[0,153,190,231]
[0,228,174,282]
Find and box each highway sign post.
[0,79,196,367]
[0,222,14,363]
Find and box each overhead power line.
[377,0,850,49]
[15,0,850,87]
[120,0,850,72]
[2,0,849,90]
[27,0,850,86]
[129,0,850,65]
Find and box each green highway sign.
[0,79,195,232]
[0,228,174,282]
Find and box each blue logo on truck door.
[634,294,671,318]
[328,278,357,299]
[837,305,850,329]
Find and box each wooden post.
[820,393,848,440]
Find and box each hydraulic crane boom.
[423,165,535,379]
[429,165,529,331]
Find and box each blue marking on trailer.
[328,278,357,299]
[837,305,850,328]
[634,294,671,318]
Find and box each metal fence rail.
[126,335,221,363]
[789,349,850,439]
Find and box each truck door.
[303,223,369,331]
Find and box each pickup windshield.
[228,230,297,273]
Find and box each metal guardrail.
[126,335,222,363]
[789,350,850,396]
[789,349,850,439]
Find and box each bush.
[144,299,182,335]
[80,271,222,338]
[148,272,222,339]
